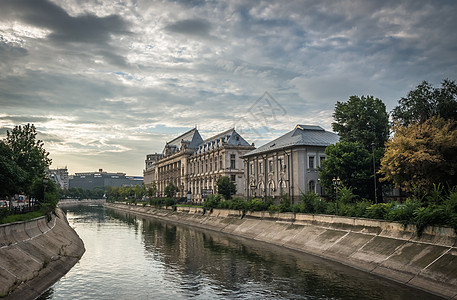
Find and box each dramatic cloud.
[1,0,456,175]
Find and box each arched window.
[309,180,316,193]
[268,181,275,196]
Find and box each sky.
[1,0,456,176]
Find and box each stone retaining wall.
[107,203,457,299]
[0,209,85,299]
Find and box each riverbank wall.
[105,202,457,299]
[58,198,106,206]
[0,209,85,299]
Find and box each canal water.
[38,205,443,299]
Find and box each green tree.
[0,141,27,197]
[392,79,457,126]
[164,182,178,198]
[146,182,157,198]
[380,116,457,193]
[328,96,389,202]
[332,95,389,149]
[216,176,237,200]
[319,141,375,200]
[4,124,51,195]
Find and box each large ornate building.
[144,127,255,201]
[242,125,339,203]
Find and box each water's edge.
[105,203,457,299]
[0,208,85,299]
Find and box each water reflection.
[40,206,444,300]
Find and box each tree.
[216,176,237,200]
[146,182,157,198]
[4,124,51,195]
[0,141,27,197]
[328,95,389,202]
[319,141,375,200]
[332,95,389,149]
[380,116,457,193]
[164,182,178,198]
[392,79,457,126]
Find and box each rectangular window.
[250,163,254,174]
[230,175,236,182]
[220,158,223,170]
[210,158,212,171]
[230,154,236,169]
[269,160,273,172]
[259,161,263,174]
[278,158,283,171]
[308,156,315,169]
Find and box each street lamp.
[332,177,341,214]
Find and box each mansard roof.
[163,127,203,155]
[195,128,251,154]
[243,124,339,157]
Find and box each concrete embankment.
[106,202,457,299]
[58,198,106,206]
[0,209,85,299]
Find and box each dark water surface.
[38,205,443,299]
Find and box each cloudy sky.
[1,0,456,176]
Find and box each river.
[38,205,444,299]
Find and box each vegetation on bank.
[0,124,59,224]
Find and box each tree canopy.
[332,95,389,149]
[392,79,457,126]
[164,182,178,198]
[380,116,457,193]
[216,176,237,200]
[319,141,375,200]
[3,124,51,195]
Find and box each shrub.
[413,206,447,237]
[278,195,291,212]
[365,203,394,220]
[386,199,421,227]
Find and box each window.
[210,158,212,171]
[308,156,315,169]
[250,163,254,174]
[220,157,223,170]
[309,180,316,193]
[278,158,283,171]
[230,154,236,169]
[259,161,263,174]
[231,175,236,182]
[269,160,273,172]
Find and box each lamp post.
[372,143,378,204]
[332,177,341,214]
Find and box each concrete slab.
[323,232,374,260]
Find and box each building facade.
[242,125,339,203]
[148,128,255,201]
[47,167,69,189]
[143,153,163,188]
[69,169,143,190]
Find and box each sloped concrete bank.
[0,209,85,299]
[106,202,457,299]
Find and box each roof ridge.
[167,127,198,145]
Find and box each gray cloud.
[164,18,213,39]
[1,0,456,175]
[0,0,131,44]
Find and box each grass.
[0,211,45,224]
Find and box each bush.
[278,195,291,212]
[149,197,176,207]
[413,206,447,237]
[300,192,326,214]
[386,199,421,227]
[365,203,394,220]
[339,200,371,217]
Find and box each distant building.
[146,127,255,201]
[69,169,143,190]
[242,125,339,202]
[47,167,69,189]
[143,153,163,188]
